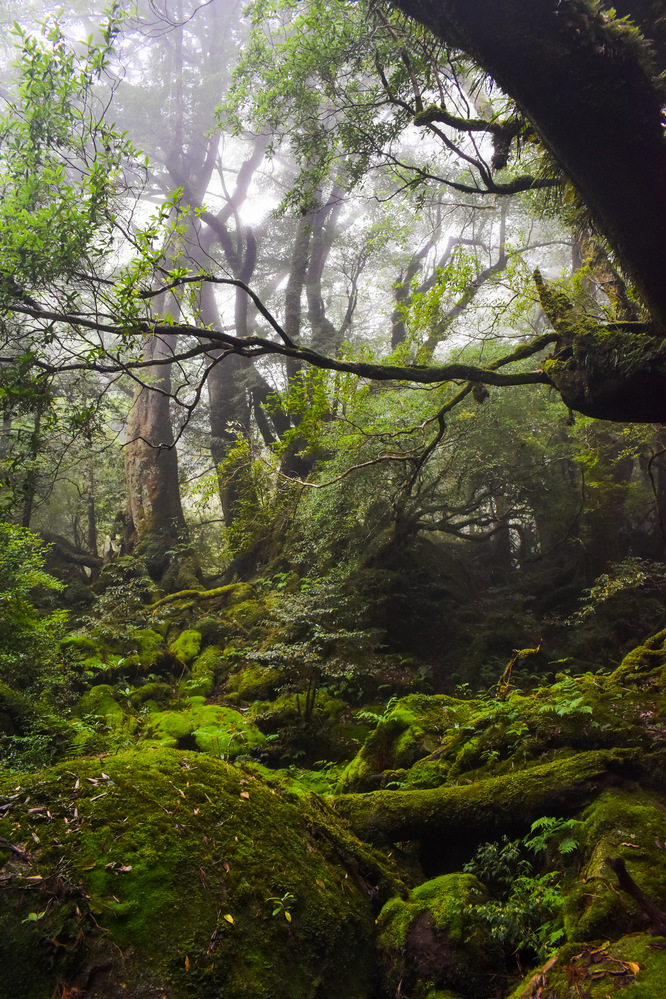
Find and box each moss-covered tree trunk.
[332,749,635,846]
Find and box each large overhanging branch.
[4,276,556,391]
[389,0,666,330]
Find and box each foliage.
[463,816,581,960]
[568,557,666,624]
[0,521,66,690]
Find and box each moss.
[128,681,173,709]
[333,748,636,845]
[563,789,666,941]
[179,645,227,697]
[0,748,377,999]
[338,695,466,792]
[132,627,165,666]
[611,628,666,684]
[140,701,266,757]
[507,934,666,998]
[196,615,234,645]
[226,662,283,701]
[168,629,202,664]
[224,598,268,631]
[76,684,124,724]
[60,633,108,656]
[339,660,666,796]
[146,582,257,612]
[376,872,502,998]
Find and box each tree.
[386,0,666,421]
[2,0,665,587]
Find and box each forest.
[2,0,666,996]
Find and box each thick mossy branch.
[533,268,666,421]
[145,583,244,610]
[332,749,636,844]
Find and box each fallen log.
[332,749,636,845]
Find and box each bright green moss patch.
[0,748,377,999]
[76,683,125,724]
[140,701,266,756]
[226,661,283,701]
[179,644,226,697]
[168,628,202,663]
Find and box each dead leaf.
[240,791,249,800]
[185,955,189,971]
[105,862,132,874]
[223,913,234,924]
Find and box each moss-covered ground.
[5,576,666,998]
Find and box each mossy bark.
[333,749,637,845]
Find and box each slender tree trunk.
[21,408,41,529]
[124,332,190,583]
[85,431,98,559]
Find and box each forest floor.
[3,563,666,999]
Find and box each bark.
[306,187,344,355]
[124,331,188,581]
[391,0,666,331]
[21,408,41,529]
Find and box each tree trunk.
[124,332,190,583]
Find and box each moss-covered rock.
[507,934,666,998]
[339,659,666,796]
[0,748,379,999]
[132,627,165,666]
[563,789,666,941]
[179,645,227,697]
[168,629,202,663]
[76,684,125,724]
[376,872,503,998]
[339,695,467,792]
[195,615,234,646]
[127,681,173,710]
[226,662,284,701]
[140,699,266,757]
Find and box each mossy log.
[332,749,636,845]
[145,583,246,610]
